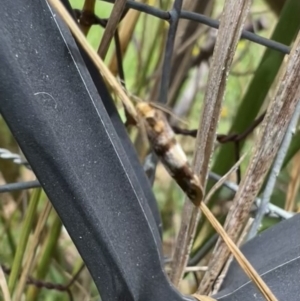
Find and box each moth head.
[136,102,157,125]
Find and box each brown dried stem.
[198,30,300,295]
[78,0,96,36]
[108,1,148,75]
[172,111,265,141]
[211,218,253,295]
[168,0,214,105]
[13,202,52,301]
[97,0,127,59]
[169,0,252,286]
[285,151,300,211]
[199,203,277,301]
[0,265,11,301]
[193,155,277,301]
[47,0,138,123]
[193,295,217,301]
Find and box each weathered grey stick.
[247,98,300,240]
[198,30,300,295]
[97,0,127,59]
[209,172,294,220]
[170,0,252,286]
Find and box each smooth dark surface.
[0,1,182,301]
[60,0,163,238]
[214,213,300,301]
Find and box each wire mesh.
[103,0,291,54]
[0,0,293,210]
[0,146,292,220]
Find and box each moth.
[50,0,203,206]
[136,102,203,206]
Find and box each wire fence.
[0,146,293,220]
[95,0,292,184]
[0,0,294,213]
[102,0,290,107]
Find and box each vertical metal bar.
[158,0,183,104]
[247,99,300,240]
[145,0,183,183]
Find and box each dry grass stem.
[97,0,127,59]
[171,64,208,124]
[13,202,52,301]
[193,294,217,301]
[199,204,278,301]
[0,266,11,301]
[47,0,138,122]
[165,266,208,273]
[109,1,148,75]
[211,218,254,295]
[248,98,300,239]
[168,0,213,104]
[199,30,300,295]
[204,153,247,203]
[285,151,300,211]
[78,0,95,35]
[170,0,252,287]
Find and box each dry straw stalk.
[170,0,252,287]
[199,28,300,298]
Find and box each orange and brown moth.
[136,102,203,206]
[47,0,203,207]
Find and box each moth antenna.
[116,79,188,126]
[116,77,126,87]
[148,102,189,126]
[129,93,142,104]
[116,79,141,105]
